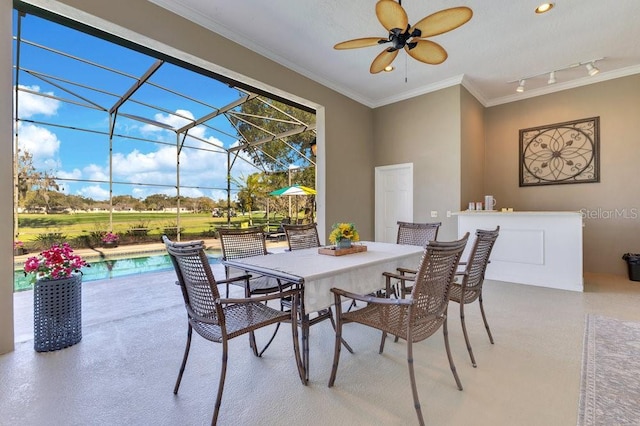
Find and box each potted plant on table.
[101,231,119,248]
[329,222,360,249]
[23,243,89,352]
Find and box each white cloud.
[83,164,109,181]
[78,185,110,201]
[56,169,82,180]
[15,85,60,118]
[16,122,61,163]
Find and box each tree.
[112,194,143,211]
[235,172,269,223]
[16,149,60,213]
[143,193,170,211]
[234,99,316,172]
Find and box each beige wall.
[460,87,485,212]
[485,74,640,275]
[0,0,14,354]
[372,86,461,240]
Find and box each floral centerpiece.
[24,243,89,284]
[101,232,119,246]
[329,222,360,248]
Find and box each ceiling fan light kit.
[333,0,473,74]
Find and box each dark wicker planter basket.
[33,274,82,352]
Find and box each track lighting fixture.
[586,62,599,76]
[510,58,603,94]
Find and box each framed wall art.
[519,116,600,187]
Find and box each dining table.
[222,240,425,381]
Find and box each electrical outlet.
[446,210,452,218]
[431,210,438,218]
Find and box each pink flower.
[101,232,119,243]
[23,243,89,284]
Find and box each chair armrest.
[382,271,415,283]
[396,267,417,275]
[331,287,412,306]
[216,274,252,286]
[218,287,301,305]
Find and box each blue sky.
[13,10,264,202]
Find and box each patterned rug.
[578,315,640,425]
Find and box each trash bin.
[622,253,640,282]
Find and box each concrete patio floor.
[3,261,640,425]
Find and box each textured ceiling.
[150,0,640,108]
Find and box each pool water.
[14,253,221,292]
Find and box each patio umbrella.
[269,184,317,196]
[269,185,317,221]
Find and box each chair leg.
[327,308,354,354]
[393,283,407,343]
[407,339,426,426]
[256,323,281,357]
[379,331,387,354]
[459,301,477,368]
[442,316,463,391]
[290,296,307,385]
[174,324,193,394]
[479,293,494,344]
[248,331,259,357]
[211,339,229,426]
[328,300,344,387]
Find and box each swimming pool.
[13,252,221,292]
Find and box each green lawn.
[15,211,287,251]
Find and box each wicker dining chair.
[328,234,469,426]
[449,226,500,367]
[218,226,293,356]
[394,221,441,298]
[397,220,441,246]
[282,223,320,251]
[282,223,354,354]
[162,236,305,425]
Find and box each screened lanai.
[12,5,316,243]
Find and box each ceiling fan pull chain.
[405,54,408,83]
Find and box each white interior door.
[375,163,413,242]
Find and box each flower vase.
[337,238,352,249]
[33,274,82,352]
[103,241,118,249]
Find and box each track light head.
[586,62,599,76]
[548,71,556,84]
[516,79,526,93]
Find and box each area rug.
[578,315,640,425]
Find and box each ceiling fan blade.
[370,48,399,74]
[405,40,448,65]
[334,37,387,50]
[376,0,408,32]
[410,7,473,38]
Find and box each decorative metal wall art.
[519,116,600,186]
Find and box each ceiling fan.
[334,0,473,74]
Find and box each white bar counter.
[454,211,583,292]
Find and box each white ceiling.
[149,0,640,108]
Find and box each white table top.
[223,241,425,312]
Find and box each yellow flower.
[329,222,360,244]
